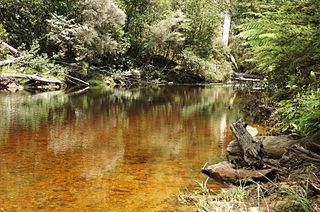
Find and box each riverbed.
[0,85,245,211]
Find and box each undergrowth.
[273,89,320,136]
[179,177,319,212]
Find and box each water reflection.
[0,85,243,211]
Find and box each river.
[0,85,247,211]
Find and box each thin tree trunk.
[222,11,231,47]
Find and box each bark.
[201,161,274,184]
[230,119,263,168]
[228,135,295,159]
[296,129,320,155]
[204,121,320,186]
[281,131,320,168]
[222,11,231,47]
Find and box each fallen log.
[0,73,63,85]
[0,57,22,66]
[280,144,320,169]
[296,129,320,155]
[230,119,263,168]
[201,161,274,184]
[228,135,295,159]
[1,41,18,54]
[204,119,320,186]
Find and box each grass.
[277,188,311,212]
[178,177,319,212]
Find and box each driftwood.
[203,119,320,186]
[0,57,22,66]
[228,135,295,159]
[62,73,90,86]
[280,144,320,169]
[0,73,62,85]
[1,41,18,54]
[296,129,320,155]
[230,119,263,168]
[201,161,274,184]
[228,121,320,167]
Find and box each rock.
[246,125,258,137]
[0,78,23,91]
[131,69,141,79]
[201,161,274,184]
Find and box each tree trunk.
[230,119,263,168]
[222,11,231,47]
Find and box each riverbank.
[0,65,225,92]
[180,179,320,211]
[179,120,320,211]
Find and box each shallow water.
[0,85,245,211]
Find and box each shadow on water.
[0,85,244,211]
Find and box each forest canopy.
[0,0,232,82]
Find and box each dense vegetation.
[232,0,320,135]
[0,0,232,83]
[0,0,319,135]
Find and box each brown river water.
[0,85,253,211]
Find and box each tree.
[234,0,320,91]
[47,0,126,63]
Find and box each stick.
[1,41,18,54]
[0,57,22,66]
[62,73,90,86]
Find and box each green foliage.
[274,89,320,136]
[180,0,220,58]
[0,0,83,47]
[18,42,66,78]
[234,0,320,92]
[180,50,232,82]
[47,0,126,63]
[278,188,311,212]
[46,14,82,54]
[0,23,8,59]
[0,23,7,41]
[0,0,231,82]
[145,10,190,59]
[233,0,320,134]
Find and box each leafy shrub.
[274,89,320,136]
[18,42,66,78]
[181,50,232,82]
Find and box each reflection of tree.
[0,90,67,142]
[0,85,246,210]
